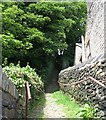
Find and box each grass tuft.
[52,90,81,118]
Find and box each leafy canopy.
[2,1,87,72]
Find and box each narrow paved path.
[29,68,67,118]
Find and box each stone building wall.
[74,0,106,64]
[0,66,24,119]
[85,0,105,59]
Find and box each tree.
[2,1,87,76]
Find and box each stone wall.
[59,0,106,118]
[59,53,106,118]
[0,66,24,119]
[85,0,105,59]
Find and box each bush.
[3,63,44,99]
[76,104,97,119]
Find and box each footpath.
[29,69,67,118]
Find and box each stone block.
[2,73,8,81]
[5,80,9,92]
[2,79,6,91]
[4,107,15,118]
[8,81,14,97]
[0,70,2,89]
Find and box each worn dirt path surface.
[29,69,67,118]
[43,93,66,118]
[29,92,66,118]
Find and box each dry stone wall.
[59,53,106,118]
[59,0,106,118]
[0,66,24,119]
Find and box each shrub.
[76,104,97,119]
[3,63,44,99]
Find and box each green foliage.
[2,58,8,67]
[2,34,32,60]
[76,104,97,119]
[29,94,46,118]
[3,63,44,98]
[52,91,81,117]
[2,2,87,81]
[53,91,97,119]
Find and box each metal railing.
[26,81,31,120]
